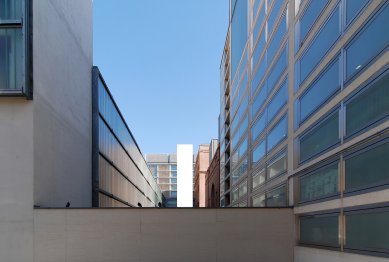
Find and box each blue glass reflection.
[267,116,287,151]
[252,84,267,117]
[267,80,288,121]
[346,4,389,79]
[346,0,369,25]
[267,14,287,64]
[300,57,339,121]
[253,140,266,164]
[231,0,248,80]
[300,0,329,45]
[300,6,340,85]
[252,113,266,142]
[267,45,288,94]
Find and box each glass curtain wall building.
[220,0,389,258]
[145,154,178,207]
[92,67,163,207]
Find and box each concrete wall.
[0,99,34,262]
[34,208,295,262]
[295,247,389,262]
[33,0,93,207]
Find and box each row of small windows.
[232,156,248,185]
[252,115,287,165]
[231,179,248,203]
[297,2,388,127]
[252,152,287,189]
[252,25,288,99]
[252,79,288,142]
[157,178,177,184]
[295,0,370,53]
[295,0,388,93]
[299,206,389,255]
[252,184,287,207]
[299,140,389,204]
[298,69,389,164]
[252,44,288,105]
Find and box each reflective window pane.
[346,210,389,252]
[239,180,247,197]
[299,0,329,44]
[346,4,389,79]
[300,215,339,246]
[252,31,265,73]
[345,142,389,191]
[267,0,284,35]
[299,6,340,85]
[267,80,288,122]
[252,168,266,188]
[252,112,266,142]
[252,84,266,116]
[267,45,288,94]
[346,71,389,136]
[231,0,248,79]
[266,185,286,207]
[253,3,265,47]
[0,28,23,91]
[0,0,22,20]
[300,57,340,122]
[253,140,266,164]
[267,115,287,151]
[346,0,369,25]
[267,154,287,179]
[251,57,266,95]
[232,187,239,202]
[267,14,287,64]
[300,112,339,163]
[252,194,265,207]
[300,163,338,202]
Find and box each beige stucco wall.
[34,208,295,262]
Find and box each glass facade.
[146,155,178,206]
[92,67,163,207]
[0,0,29,96]
[221,0,389,258]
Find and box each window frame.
[344,205,389,257]
[298,108,341,164]
[298,160,340,204]
[0,0,31,98]
[344,68,389,140]
[298,211,341,249]
[343,139,389,195]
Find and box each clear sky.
[93,1,229,155]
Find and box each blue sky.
[93,1,229,155]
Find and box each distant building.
[145,154,177,207]
[206,142,220,208]
[194,145,210,207]
[177,144,194,207]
